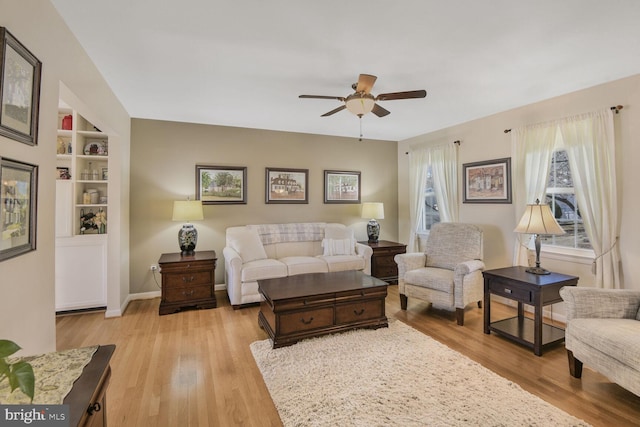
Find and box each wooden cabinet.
[359,240,407,283]
[158,251,217,315]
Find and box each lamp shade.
[345,93,375,116]
[514,201,565,235]
[172,200,204,222]
[361,202,384,219]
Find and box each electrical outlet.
[150,265,158,272]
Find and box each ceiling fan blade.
[372,103,391,117]
[376,90,427,101]
[299,95,345,101]
[321,105,347,117]
[355,74,377,94]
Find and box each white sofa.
[223,222,373,308]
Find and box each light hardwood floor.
[56,286,640,427]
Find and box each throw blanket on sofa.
[249,223,325,245]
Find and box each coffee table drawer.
[335,299,383,324]
[279,307,334,335]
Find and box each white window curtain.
[407,149,429,252]
[511,125,557,266]
[407,143,459,252]
[558,109,620,288]
[431,143,459,223]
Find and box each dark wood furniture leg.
[567,350,583,378]
[400,293,408,310]
[456,308,464,326]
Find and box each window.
[422,165,440,230]
[544,150,591,249]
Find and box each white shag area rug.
[250,320,590,427]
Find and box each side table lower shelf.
[489,317,565,352]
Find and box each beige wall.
[130,119,398,292]
[398,74,640,291]
[0,1,131,354]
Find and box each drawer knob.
[504,288,512,294]
[87,402,102,415]
[354,308,365,316]
[182,276,195,283]
[182,289,195,296]
[300,317,314,325]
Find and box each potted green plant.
[0,340,34,402]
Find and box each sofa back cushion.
[249,223,326,244]
[227,227,268,263]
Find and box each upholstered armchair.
[394,223,484,325]
[559,287,640,396]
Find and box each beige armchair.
[394,223,484,325]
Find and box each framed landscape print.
[324,170,361,204]
[0,27,42,146]
[463,157,511,203]
[196,165,247,204]
[265,167,308,204]
[1,157,38,261]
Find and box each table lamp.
[172,199,204,255]
[514,199,565,274]
[361,202,384,243]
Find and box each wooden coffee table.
[258,270,388,348]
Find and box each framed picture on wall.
[324,170,361,204]
[265,167,308,204]
[0,27,42,146]
[196,165,247,204]
[463,157,512,203]
[1,157,38,262]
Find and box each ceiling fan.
[299,74,427,118]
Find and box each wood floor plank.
[56,286,640,427]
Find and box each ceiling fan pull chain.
[359,116,363,141]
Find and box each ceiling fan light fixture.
[345,93,375,116]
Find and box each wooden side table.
[483,266,578,356]
[158,251,217,315]
[359,240,407,283]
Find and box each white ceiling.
[50,0,640,141]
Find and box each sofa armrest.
[559,287,640,322]
[355,242,373,275]
[223,246,244,306]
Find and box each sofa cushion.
[567,318,640,369]
[240,258,287,282]
[322,238,356,256]
[404,267,454,293]
[274,241,320,258]
[280,256,329,276]
[228,228,268,263]
[320,255,365,273]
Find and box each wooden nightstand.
[158,251,217,315]
[359,240,407,283]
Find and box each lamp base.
[525,266,551,275]
[367,219,380,243]
[178,224,198,255]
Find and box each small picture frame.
[463,157,512,203]
[265,167,308,204]
[1,157,38,261]
[0,27,42,146]
[56,167,71,180]
[101,168,108,180]
[324,170,361,204]
[196,165,247,205]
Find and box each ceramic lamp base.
[178,224,198,255]
[367,219,380,243]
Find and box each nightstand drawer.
[160,259,215,274]
[164,271,212,288]
[164,284,213,303]
[489,280,532,302]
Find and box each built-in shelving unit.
[55,102,111,312]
